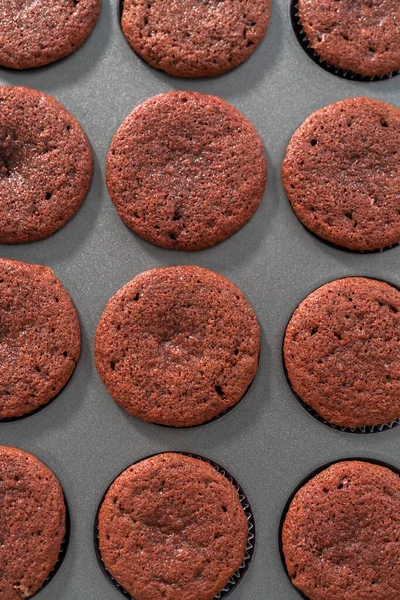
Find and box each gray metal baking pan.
[0,0,399,598]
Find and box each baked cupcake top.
[0,445,66,600]
[284,277,400,429]
[282,97,400,251]
[0,86,93,243]
[282,460,400,600]
[106,91,266,250]
[0,258,81,419]
[298,0,400,77]
[121,0,271,78]
[95,266,260,427]
[0,0,101,69]
[98,453,249,600]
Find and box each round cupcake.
[283,277,400,430]
[0,445,66,600]
[121,0,271,78]
[282,97,400,251]
[0,86,93,243]
[297,0,400,78]
[0,0,101,69]
[97,452,251,600]
[0,258,81,419]
[106,91,266,250]
[282,460,400,600]
[94,266,260,427]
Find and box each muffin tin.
[0,0,399,598]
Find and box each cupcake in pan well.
[0,258,81,420]
[0,0,101,69]
[96,452,254,600]
[282,97,400,252]
[282,459,400,600]
[95,266,260,428]
[0,445,67,600]
[295,0,400,79]
[284,277,400,431]
[121,0,271,78]
[0,86,93,243]
[106,91,266,250]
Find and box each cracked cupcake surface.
[282,97,400,251]
[282,460,400,600]
[0,445,66,600]
[94,265,260,427]
[98,453,249,600]
[298,0,400,77]
[284,277,400,429]
[0,0,101,69]
[0,86,93,243]
[121,0,271,77]
[0,258,81,419]
[106,91,266,250]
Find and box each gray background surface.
[0,0,399,598]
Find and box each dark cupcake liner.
[282,275,400,435]
[297,218,400,255]
[285,383,400,435]
[290,0,400,82]
[30,491,70,599]
[94,451,255,600]
[279,456,400,600]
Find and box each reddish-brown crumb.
[0,0,101,69]
[106,91,266,250]
[282,460,400,600]
[298,0,400,77]
[0,86,93,243]
[94,266,260,427]
[0,445,66,600]
[284,277,400,429]
[121,0,271,78]
[98,453,248,600]
[0,258,81,419]
[282,97,400,251]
